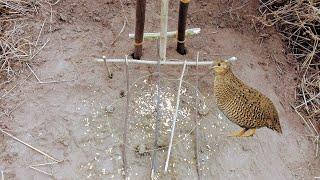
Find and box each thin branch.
[29,39,50,60]
[111,0,129,46]
[26,63,76,84]
[96,56,237,66]
[29,166,53,177]
[164,60,187,172]
[295,92,320,109]
[102,56,113,78]
[1,170,3,180]
[110,0,129,45]
[151,45,162,179]
[111,20,126,45]
[0,73,32,100]
[122,55,130,179]
[35,18,47,48]
[30,161,60,167]
[195,52,201,180]
[0,128,61,162]
[129,28,201,40]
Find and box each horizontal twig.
[96,57,237,66]
[129,28,201,40]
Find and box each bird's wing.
[226,76,273,121]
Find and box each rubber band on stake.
[134,41,144,46]
[175,31,186,43]
[177,39,186,43]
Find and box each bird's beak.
[210,65,216,69]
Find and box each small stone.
[219,22,226,28]
[96,41,104,48]
[198,107,209,116]
[93,16,101,22]
[120,90,125,98]
[59,13,68,22]
[138,144,146,154]
[106,105,115,113]
[61,35,67,40]
[75,26,82,32]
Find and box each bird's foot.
[241,128,256,137]
[227,128,247,137]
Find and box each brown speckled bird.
[213,59,282,137]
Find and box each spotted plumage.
[213,59,282,137]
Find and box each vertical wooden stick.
[159,0,169,60]
[133,0,146,59]
[176,0,190,55]
[122,55,129,178]
[195,52,202,180]
[151,47,162,178]
[164,61,187,172]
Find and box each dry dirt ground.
[1,0,320,179]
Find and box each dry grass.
[0,0,58,86]
[256,0,320,154]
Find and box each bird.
[213,59,282,137]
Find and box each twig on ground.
[110,0,128,45]
[29,166,53,177]
[0,100,25,119]
[151,44,162,179]
[294,107,319,157]
[28,161,59,178]
[26,63,76,84]
[164,60,187,172]
[30,161,60,167]
[102,56,113,78]
[35,18,47,48]
[0,73,32,100]
[122,55,130,179]
[29,39,50,60]
[0,128,61,162]
[111,20,126,45]
[195,52,201,180]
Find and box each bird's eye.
[217,63,221,66]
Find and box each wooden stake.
[133,0,146,59]
[160,0,169,60]
[177,0,190,55]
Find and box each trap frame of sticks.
[96,1,236,179]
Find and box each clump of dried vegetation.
[0,0,58,87]
[257,0,319,152]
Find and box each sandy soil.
[1,0,319,179]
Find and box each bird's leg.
[241,128,256,137]
[227,128,248,137]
